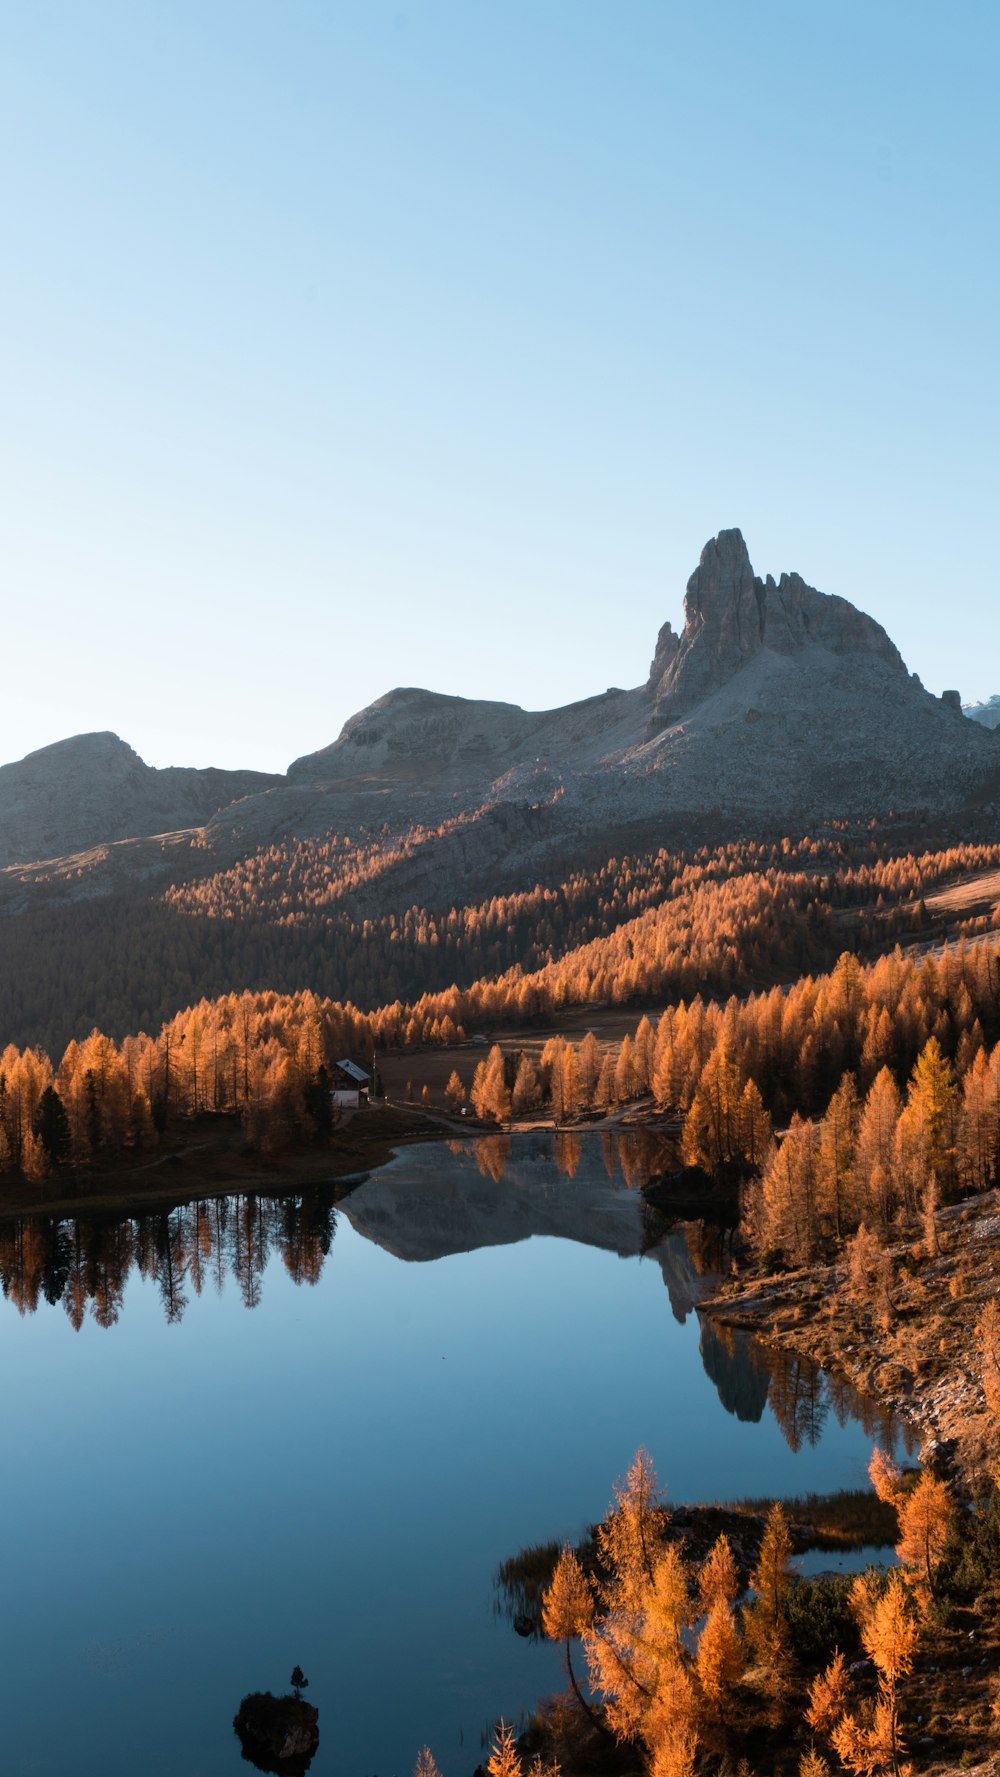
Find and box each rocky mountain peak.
[649,529,907,724]
[648,529,762,716]
[5,526,995,882]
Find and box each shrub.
[786,1574,857,1664]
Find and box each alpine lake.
[0,1131,899,1776]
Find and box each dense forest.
[2,911,999,1226]
[2,822,999,1056]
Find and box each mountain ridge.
[3,530,998,882]
[0,731,280,870]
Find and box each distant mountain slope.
[0,732,280,868]
[965,694,1000,730]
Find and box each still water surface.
[0,1133,894,1776]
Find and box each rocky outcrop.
[647,528,906,725]
[233,1692,319,1772]
[0,732,279,869]
[648,528,764,719]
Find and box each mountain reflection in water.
[0,1131,897,1457]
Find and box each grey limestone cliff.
[646,528,905,726]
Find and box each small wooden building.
[332,1059,370,1109]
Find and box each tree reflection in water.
[0,1189,336,1329]
[0,1132,909,1461]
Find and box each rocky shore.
[701,1189,1000,1492]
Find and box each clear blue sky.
[2,1,997,773]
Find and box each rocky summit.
[264,527,1000,846]
[2,531,998,891]
[646,528,905,723]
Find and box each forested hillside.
[2,846,1000,1193]
[2,821,1000,1057]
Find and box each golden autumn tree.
[577,1031,601,1107]
[868,1448,952,1610]
[511,1051,541,1114]
[595,1051,617,1109]
[832,1571,916,1776]
[469,1058,489,1117]
[818,1072,861,1241]
[487,1720,523,1777]
[20,1127,48,1182]
[958,1046,999,1192]
[746,1116,822,1266]
[895,1471,953,1610]
[697,1534,738,1614]
[906,1035,959,1196]
[644,1543,690,1655]
[738,1077,772,1170]
[805,1647,852,1738]
[614,1034,640,1104]
[798,1751,831,1777]
[854,1068,902,1231]
[632,1016,657,1093]
[680,1040,744,1171]
[846,1223,895,1329]
[582,1450,671,1742]
[743,1501,794,1719]
[596,1447,662,1603]
[541,1545,599,1725]
[645,1657,699,1777]
[695,1595,743,1722]
[473,1046,510,1124]
[920,1170,940,1258]
[556,1045,583,1122]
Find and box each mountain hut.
[332,1059,370,1108]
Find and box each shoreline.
[8,1114,993,1503]
[0,1104,442,1225]
[0,1106,682,1225]
[700,1186,1000,1492]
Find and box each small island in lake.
[233,1669,319,1774]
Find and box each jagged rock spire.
[649,528,906,725]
